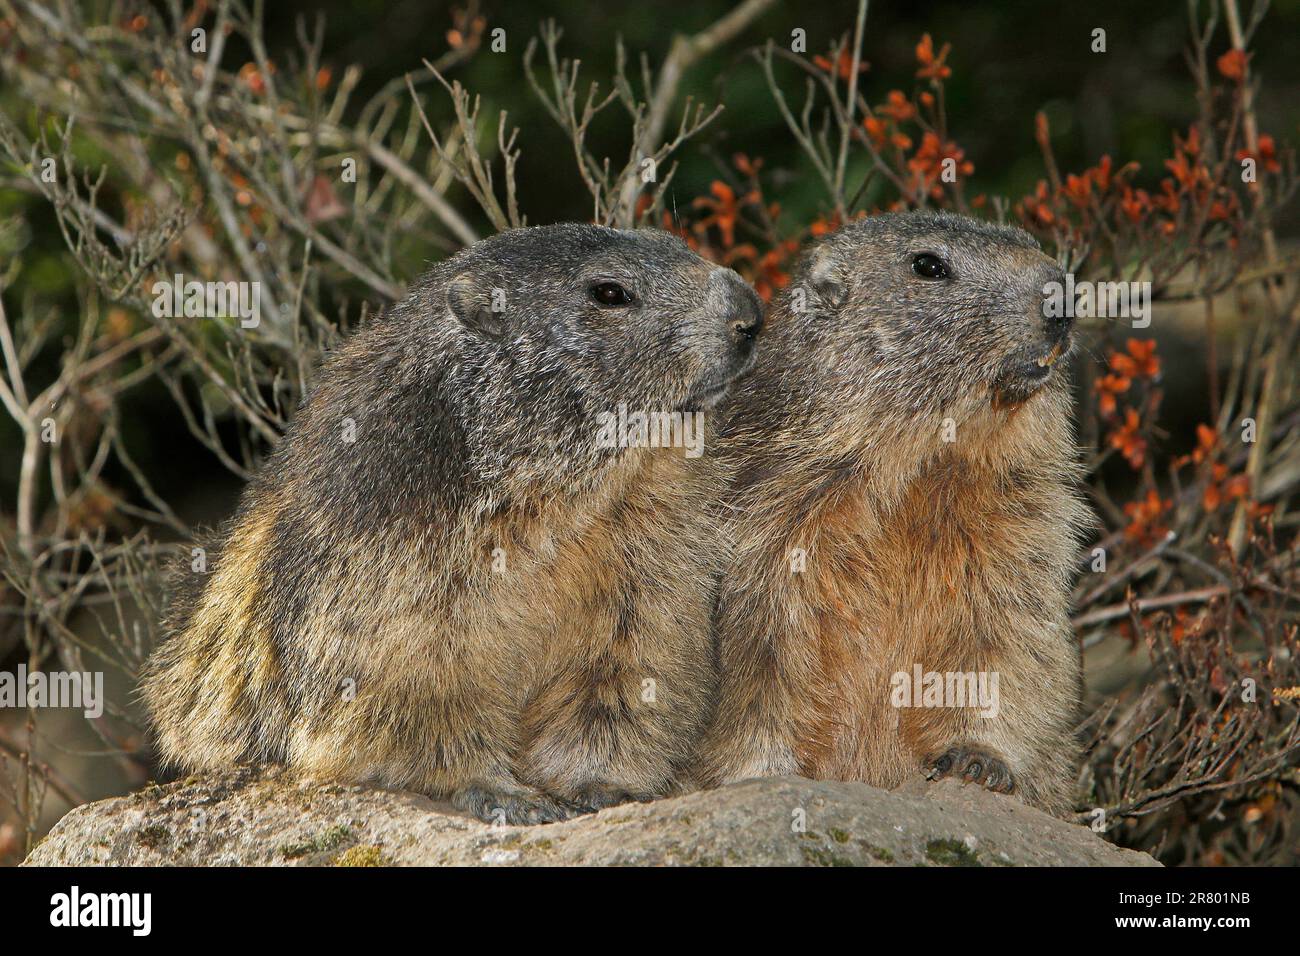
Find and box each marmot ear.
[446,274,508,339]
[805,245,846,311]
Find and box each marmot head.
[775,211,1071,416]
[438,223,762,413]
[371,223,764,486]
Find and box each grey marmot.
[141,223,763,824]
[697,211,1091,815]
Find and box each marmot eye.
[590,281,634,306]
[912,253,950,280]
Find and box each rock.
[23,768,1158,867]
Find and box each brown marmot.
[141,223,763,824]
[698,211,1091,815]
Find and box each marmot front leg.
[906,629,1079,814]
[520,654,710,812]
[430,703,589,824]
[697,677,801,785]
[697,605,805,785]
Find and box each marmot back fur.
[142,223,763,824]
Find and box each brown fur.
[698,212,1091,814]
[140,224,762,824]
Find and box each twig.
[1072,585,1228,629]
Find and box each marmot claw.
[566,782,655,814]
[924,746,1015,794]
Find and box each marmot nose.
[710,268,764,346]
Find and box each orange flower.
[1123,489,1170,544]
[1123,337,1160,379]
[1094,372,1130,418]
[1060,159,1116,209]
[723,243,758,267]
[239,62,274,95]
[1160,127,1209,198]
[907,131,973,197]
[691,181,757,249]
[814,48,869,81]
[1107,354,1137,381]
[1170,606,1191,645]
[1203,462,1250,512]
[1170,608,1196,647]
[1034,111,1051,150]
[753,239,800,302]
[1109,407,1147,469]
[1063,172,1092,209]
[733,153,763,177]
[1090,155,1113,192]
[1216,48,1248,81]
[879,90,916,123]
[1222,472,1250,500]
[1018,180,1056,227]
[809,215,843,237]
[1208,192,1238,220]
[1246,500,1274,521]
[447,12,486,51]
[1203,473,1223,512]
[1236,134,1282,174]
[1192,423,1217,465]
[863,116,887,149]
[1119,187,1150,224]
[1164,151,1196,190]
[1258,134,1281,172]
[915,34,952,81]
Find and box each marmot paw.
[452,784,580,826]
[566,782,655,814]
[924,746,1015,794]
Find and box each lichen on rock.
[23,768,1159,867]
